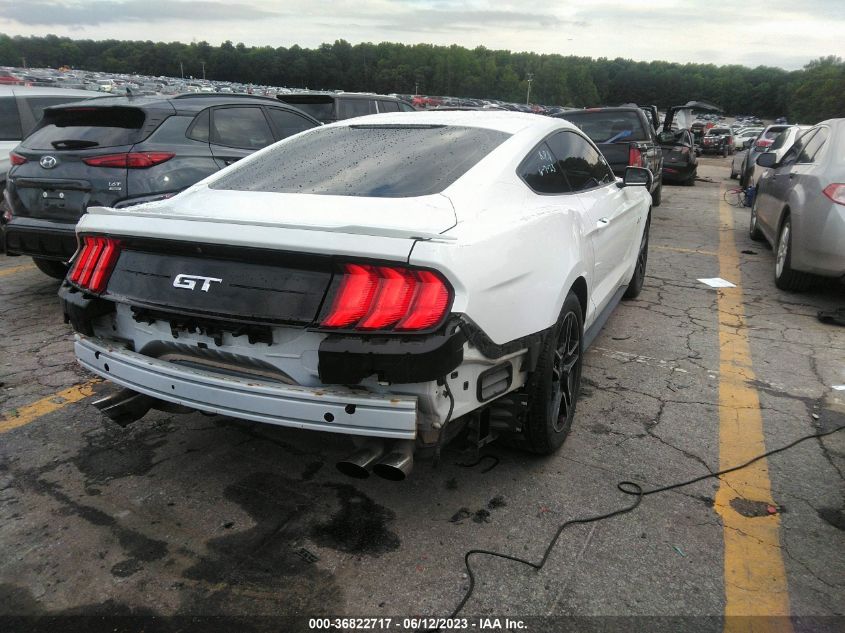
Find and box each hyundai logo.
[40,155,58,169]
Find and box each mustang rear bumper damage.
[76,336,419,439]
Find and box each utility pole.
[21,56,27,69]
[180,61,184,79]
[201,61,206,80]
[526,72,534,105]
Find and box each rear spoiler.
[85,206,458,242]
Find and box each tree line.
[2,34,843,123]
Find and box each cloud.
[379,8,585,33]
[0,0,282,25]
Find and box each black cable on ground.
[433,378,456,467]
[430,423,845,628]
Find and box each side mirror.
[620,166,653,190]
[756,152,777,168]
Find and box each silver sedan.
[750,118,845,291]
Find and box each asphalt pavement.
[0,157,843,632]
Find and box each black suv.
[276,92,415,124]
[4,93,320,278]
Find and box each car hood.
[87,184,459,241]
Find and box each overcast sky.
[1,0,843,70]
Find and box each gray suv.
[4,93,319,277]
[0,86,104,243]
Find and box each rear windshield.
[708,128,730,135]
[763,126,790,140]
[210,124,510,198]
[558,111,649,143]
[23,106,146,150]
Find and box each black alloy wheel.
[623,219,650,299]
[521,292,584,454]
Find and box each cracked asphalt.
[0,158,843,631]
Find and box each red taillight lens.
[755,139,774,149]
[83,152,175,169]
[395,270,451,331]
[358,267,416,330]
[10,152,27,166]
[68,236,121,293]
[321,264,379,328]
[823,184,845,206]
[628,146,644,167]
[321,264,451,332]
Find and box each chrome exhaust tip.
[92,388,155,427]
[373,440,414,481]
[336,440,385,479]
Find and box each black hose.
[429,423,845,628]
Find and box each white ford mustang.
[59,111,652,480]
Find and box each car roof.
[41,93,316,118]
[328,110,570,136]
[0,86,105,98]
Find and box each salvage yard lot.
[0,159,843,629]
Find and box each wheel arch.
[570,276,588,321]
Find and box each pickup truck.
[701,127,734,156]
[556,106,663,206]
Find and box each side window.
[519,142,570,194]
[211,107,274,149]
[549,131,614,191]
[399,102,416,112]
[266,108,314,140]
[378,100,400,113]
[187,108,210,142]
[337,98,375,119]
[0,96,22,141]
[780,129,814,167]
[796,128,828,163]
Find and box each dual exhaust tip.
[93,387,414,481]
[336,439,414,481]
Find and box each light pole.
[526,72,534,105]
[201,61,206,80]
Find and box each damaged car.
[59,111,652,479]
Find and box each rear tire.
[773,217,812,291]
[522,292,584,455]
[623,218,650,299]
[651,178,662,207]
[749,195,765,241]
[32,257,69,280]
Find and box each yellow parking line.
[714,187,792,632]
[651,245,719,257]
[0,263,37,277]
[0,379,100,434]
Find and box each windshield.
[557,111,649,143]
[210,124,511,197]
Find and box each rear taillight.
[823,184,845,206]
[320,263,451,332]
[68,236,121,294]
[10,152,27,166]
[755,139,774,150]
[83,152,175,169]
[628,146,644,168]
